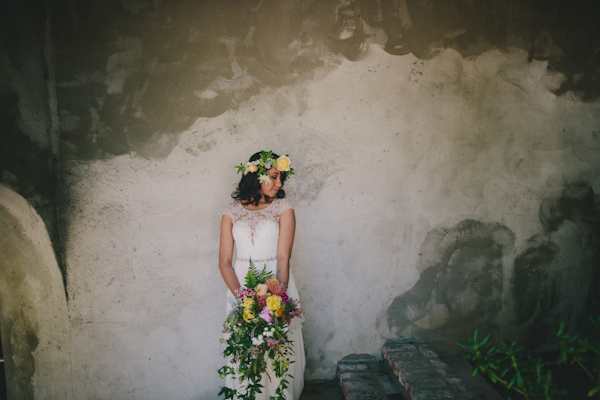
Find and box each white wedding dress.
[223,198,305,400]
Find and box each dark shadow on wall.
[385,181,600,350]
[0,88,58,266]
[356,0,600,100]
[49,0,600,160]
[511,181,600,348]
[386,220,514,342]
[0,0,63,280]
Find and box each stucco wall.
[48,1,600,399]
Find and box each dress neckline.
[241,199,277,212]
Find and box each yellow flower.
[256,284,268,296]
[275,307,285,318]
[246,162,258,173]
[243,297,255,309]
[266,295,282,312]
[276,156,291,172]
[243,308,255,322]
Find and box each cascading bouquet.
[218,260,304,400]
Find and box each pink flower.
[258,307,273,323]
[239,288,255,299]
[257,295,267,309]
[267,279,283,295]
[280,293,289,303]
[267,339,280,347]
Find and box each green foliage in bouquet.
[218,259,304,400]
[457,315,600,399]
[245,259,273,289]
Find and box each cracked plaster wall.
[43,0,600,398]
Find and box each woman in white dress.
[219,151,305,399]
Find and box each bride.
[219,150,305,399]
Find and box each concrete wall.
[2,0,599,399]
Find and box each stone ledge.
[337,354,407,400]
[383,339,478,400]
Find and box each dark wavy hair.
[232,151,287,206]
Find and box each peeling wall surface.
[3,0,599,398]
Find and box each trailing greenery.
[457,316,600,399]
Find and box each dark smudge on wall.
[511,181,600,348]
[386,181,600,349]
[51,0,600,160]
[387,219,513,342]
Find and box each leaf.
[516,370,524,388]
[480,334,492,346]
[589,384,600,396]
[507,376,516,389]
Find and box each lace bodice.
[223,198,293,261]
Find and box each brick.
[339,371,370,382]
[341,379,377,392]
[384,350,422,360]
[394,360,432,371]
[338,363,369,374]
[418,345,439,358]
[407,387,455,400]
[445,377,468,392]
[396,370,433,387]
[429,359,455,376]
[452,393,478,400]
[404,377,448,389]
[345,391,382,400]
[384,343,418,352]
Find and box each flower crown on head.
[235,150,295,184]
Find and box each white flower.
[252,337,264,345]
[258,174,271,184]
[264,159,273,169]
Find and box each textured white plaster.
[62,45,600,398]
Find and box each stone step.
[337,353,408,400]
[336,339,488,400]
[382,339,477,400]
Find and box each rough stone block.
[452,392,478,400]
[345,391,382,400]
[404,377,448,389]
[445,377,468,392]
[429,359,455,376]
[338,363,370,373]
[341,379,377,392]
[418,345,439,358]
[384,349,421,360]
[384,343,418,352]
[339,371,369,383]
[407,387,455,400]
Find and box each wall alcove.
[0,185,72,400]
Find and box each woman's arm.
[219,214,242,296]
[276,208,296,286]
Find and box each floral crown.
[235,150,295,184]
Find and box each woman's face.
[259,166,283,198]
